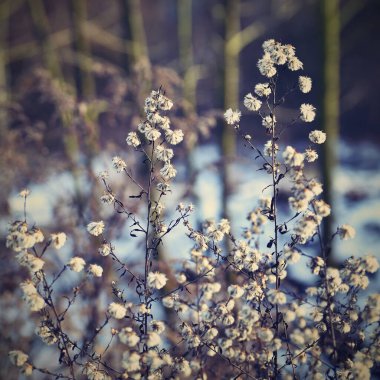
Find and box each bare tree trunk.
[71,0,95,99]
[321,0,340,264]
[0,0,10,139]
[222,0,240,221]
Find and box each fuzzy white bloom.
[122,351,141,372]
[97,170,109,180]
[305,148,318,162]
[21,363,33,376]
[36,323,58,345]
[126,131,141,147]
[147,331,161,347]
[337,224,356,240]
[228,284,244,299]
[224,108,241,125]
[268,289,286,305]
[204,327,218,341]
[145,127,161,141]
[309,130,326,144]
[165,129,184,145]
[31,227,44,244]
[147,271,168,290]
[108,302,126,319]
[151,320,166,334]
[300,104,316,122]
[283,146,304,167]
[288,56,303,71]
[176,272,187,284]
[258,328,274,342]
[314,199,331,217]
[262,115,276,129]
[218,218,231,234]
[98,243,112,257]
[264,140,279,157]
[155,145,174,162]
[160,162,177,180]
[363,255,379,273]
[244,93,262,111]
[119,327,140,347]
[67,256,86,272]
[257,52,277,77]
[139,304,151,315]
[88,264,103,277]
[50,232,67,249]
[19,188,30,198]
[298,76,312,93]
[20,281,45,312]
[18,252,45,273]
[9,350,28,367]
[255,83,271,97]
[83,362,111,380]
[112,156,127,172]
[309,179,323,196]
[157,94,173,111]
[175,358,192,376]
[160,116,171,130]
[6,230,33,252]
[87,221,105,236]
[100,192,115,204]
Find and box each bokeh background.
[1,0,380,377]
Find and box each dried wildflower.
[262,115,276,129]
[244,93,262,111]
[36,323,58,345]
[108,302,126,319]
[165,129,184,145]
[309,130,326,144]
[67,256,86,272]
[20,281,45,311]
[288,56,303,71]
[126,131,141,147]
[112,156,127,172]
[17,252,45,273]
[87,221,105,236]
[98,243,112,256]
[305,148,318,162]
[255,83,271,97]
[299,76,312,93]
[19,189,30,198]
[9,350,28,367]
[300,104,316,122]
[100,192,115,204]
[145,126,161,141]
[224,108,241,125]
[50,232,67,249]
[337,224,356,240]
[155,145,174,162]
[121,351,141,372]
[160,162,177,180]
[147,272,168,290]
[119,327,140,347]
[88,264,103,277]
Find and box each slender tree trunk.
[71,0,95,99]
[178,0,196,109]
[321,0,340,264]
[0,0,10,138]
[222,0,240,220]
[27,0,62,79]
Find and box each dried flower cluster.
[6,41,379,380]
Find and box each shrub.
[6,40,379,380]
